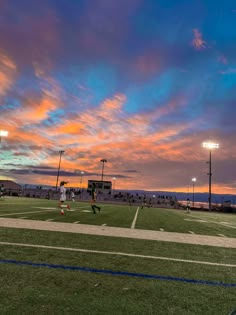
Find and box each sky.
[0,0,236,194]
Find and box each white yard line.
[186,214,236,229]
[131,207,140,229]
[0,241,236,268]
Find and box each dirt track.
[0,218,236,248]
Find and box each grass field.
[0,196,236,314]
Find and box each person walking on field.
[58,181,70,213]
[90,183,101,214]
[186,198,191,213]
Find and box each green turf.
[0,197,236,314]
[1,197,236,238]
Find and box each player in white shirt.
[58,181,70,213]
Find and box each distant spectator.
[0,184,5,198]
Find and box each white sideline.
[0,241,236,268]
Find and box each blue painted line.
[0,259,236,288]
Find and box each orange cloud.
[191,29,207,50]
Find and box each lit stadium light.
[0,130,8,143]
[202,142,219,149]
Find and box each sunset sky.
[0,0,236,194]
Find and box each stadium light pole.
[112,177,116,194]
[192,177,196,208]
[100,159,107,182]
[202,142,219,211]
[0,130,8,143]
[80,171,84,189]
[55,150,65,190]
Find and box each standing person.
[0,184,5,198]
[71,190,75,202]
[58,181,70,213]
[90,183,101,214]
[141,195,147,209]
[186,198,191,213]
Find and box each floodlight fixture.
[202,142,219,149]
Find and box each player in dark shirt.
[90,183,101,214]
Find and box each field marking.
[0,209,57,217]
[0,241,236,268]
[218,234,226,237]
[184,219,207,223]
[19,217,27,219]
[189,231,195,234]
[73,221,80,224]
[45,219,54,222]
[131,207,140,229]
[186,214,236,229]
[33,207,57,210]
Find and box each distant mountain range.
[118,190,236,205]
[19,183,236,205]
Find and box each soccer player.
[90,183,101,214]
[71,190,75,202]
[58,181,70,212]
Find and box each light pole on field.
[55,150,65,190]
[100,159,107,182]
[202,142,219,211]
[80,171,84,189]
[112,177,116,194]
[192,177,196,208]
